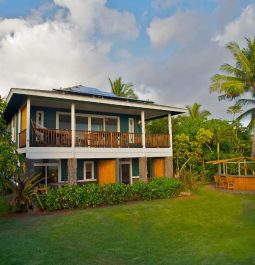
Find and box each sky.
[0,0,254,119]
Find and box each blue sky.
[0,0,254,119]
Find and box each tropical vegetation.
[109,77,138,99]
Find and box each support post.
[168,113,172,149]
[141,111,145,148]
[67,158,77,185]
[26,97,30,148]
[71,103,75,148]
[164,157,173,178]
[18,109,21,148]
[139,157,147,182]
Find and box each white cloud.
[0,0,139,96]
[213,4,255,46]
[147,10,206,47]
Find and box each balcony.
[19,128,170,148]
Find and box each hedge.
[40,178,183,211]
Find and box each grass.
[0,196,9,216]
[0,188,255,265]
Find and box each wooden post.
[244,159,247,176]
[238,162,241,175]
[141,111,145,148]
[71,103,75,149]
[26,97,30,148]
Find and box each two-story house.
[5,86,186,186]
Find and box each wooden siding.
[21,105,27,130]
[153,158,164,178]
[98,159,116,185]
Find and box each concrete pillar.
[25,158,35,178]
[67,158,77,185]
[164,156,173,178]
[139,157,147,182]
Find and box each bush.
[40,178,183,211]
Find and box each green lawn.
[0,196,8,216]
[0,188,255,265]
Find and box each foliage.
[186,102,211,120]
[0,96,22,188]
[40,178,183,211]
[4,173,43,211]
[109,77,138,99]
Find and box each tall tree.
[227,104,243,121]
[109,77,138,99]
[210,37,255,155]
[186,102,211,120]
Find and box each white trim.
[71,103,75,148]
[24,147,173,159]
[18,109,21,147]
[26,97,30,148]
[6,88,187,114]
[168,113,172,153]
[36,111,44,127]
[141,111,145,148]
[81,161,95,181]
[11,115,16,142]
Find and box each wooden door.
[153,158,164,178]
[21,105,27,130]
[98,159,116,185]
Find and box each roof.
[5,86,187,121]
[54,85,154,104]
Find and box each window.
[58,114,71,129]
[83,161,95,181]
[76,116,88,131]
[34,163,59,186]
[91,117,104,131]
[36,111,44,128]
[105,118,118,132]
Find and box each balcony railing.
[19,129,26,148]
[20,128,170,148]
[76,131,142,148]
[146,134,170,148]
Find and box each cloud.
[0,0,139,97]
[213,4,255,46]
[147,10,207,47]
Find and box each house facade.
[5,86,186,186]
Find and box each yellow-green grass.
[0,188,255,265]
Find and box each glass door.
[120,163,131,184]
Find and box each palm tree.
[186,102,211,120]
[210,37,255,156]
[109,77,138,99]
[227,104,243,121]
[210,37,255,100]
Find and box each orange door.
[98,159,116,185]
[21,105,27,131]
[153,158,164,178]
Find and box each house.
[5,85,186,186]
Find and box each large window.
[105,118,118,132]
[83,161,95,181]
[34,163,59,186]
[91,117,104,131]
[58,114,71,129]
[76,116,88,131]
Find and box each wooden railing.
[145,134,170,148]
[28,128,170,148]
[76,131,142,148]
[19,129,26,148]
[30,128,71,147]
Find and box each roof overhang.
[5,88,187,121]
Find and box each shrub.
[41,178,183,211]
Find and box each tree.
[109,77,138,99]
[186,102,211,120]
[227,104,243,121]
[0,97,21,188]
[210,37,255,155]
[210,37,255,100]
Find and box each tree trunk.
[252,131,255,157]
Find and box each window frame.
[81,161,95,182]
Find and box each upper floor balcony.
[19,127,170,149]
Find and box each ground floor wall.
[25,155,173,185]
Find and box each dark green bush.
[40,178,183,211]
